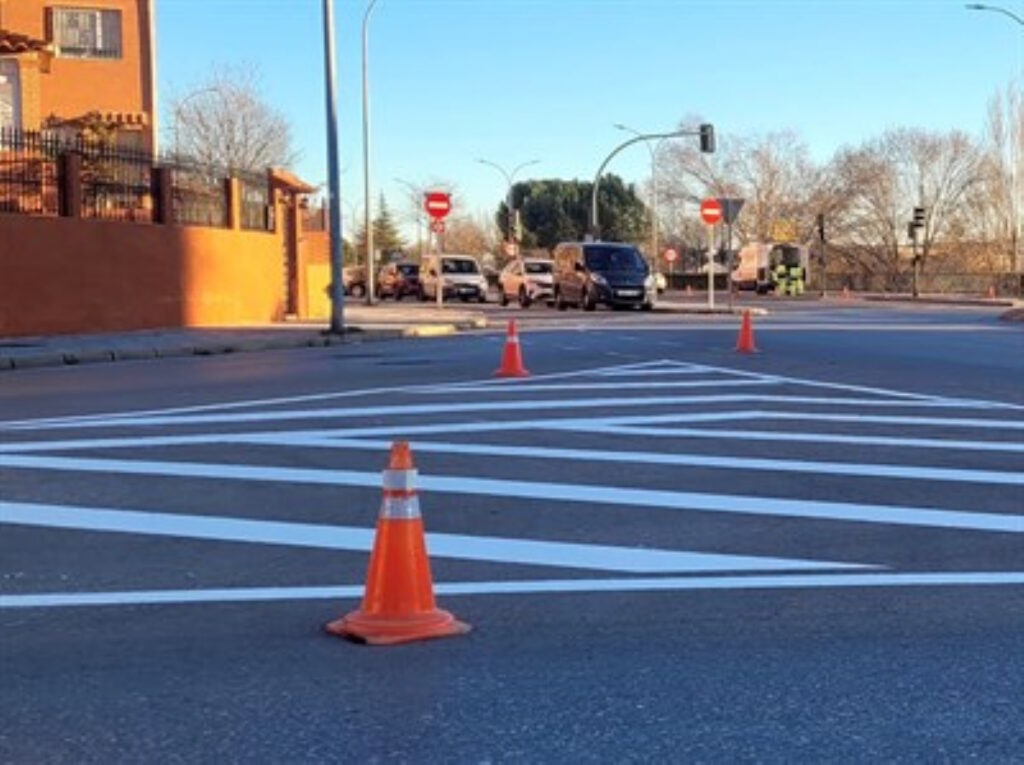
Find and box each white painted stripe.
[5,571,1024,609]
[0,502,866,573]
[430,378,777,394]
[0,360,672,430]
[293,437,1024,487]
[1,455,1021,533]
[569,424,1024,454]
[2,394,1004,432]
[0,412,755,455]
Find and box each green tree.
[356,194,406,258]
[496,176,649,251]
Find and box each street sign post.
[424,191,452,220]
[718,197,745,311]
[700,198,723,226]
[664,248,678,290]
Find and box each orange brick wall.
[0,215,287,336]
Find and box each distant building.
[0,0,155,149]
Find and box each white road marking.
[568,424,1024,454]
[2,394,1007,432]
[273,437,1024,487]
[432,378,777,394]
[2,455,1021,533]
[5,571,1024,609]
[0,501,870,573]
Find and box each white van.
[418,254,489,303]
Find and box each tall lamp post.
[476,158,540,255]
[323,0,344,332]
[362,0,380,304]
[614,123,669,263]
[966,2,1023,293]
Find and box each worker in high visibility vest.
[773,263,788,295]
[788,264,804,296]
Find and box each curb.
[863,295,1017,308]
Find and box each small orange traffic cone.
[326,442,470,646]
[735,310,758,353]
[494,319,530,378]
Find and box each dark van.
[552,242,656,311]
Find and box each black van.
[552,241,655,311]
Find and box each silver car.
[498,258,554,308]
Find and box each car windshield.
[583,245,646,272]
[524,261,552,274]
[398,264,419,276]
[442,258,479,274]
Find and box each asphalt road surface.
[2,303,1023,762]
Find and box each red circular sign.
[700,198,723,225]
[424,191,452,219]
[663,248,678,263]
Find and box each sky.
[155,0,1023,240]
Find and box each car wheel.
[395,290,403,302]
[418,287,427,302]
[582,287,596,311]
[641,301,654,312]
[518,287,531,308]
[351,284,365,299]
[499,288,509,307]
[478,293,487,304]
[556,288,567,311]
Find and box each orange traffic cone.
[494,319,530,378]
[325,442,470,646]
[735,310,758,353]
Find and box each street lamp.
[476,158,540,255]
[614,123,669,262]
[966,2,1023,292]
[323,0,344,333]
[590,125,714,238]
[362,0,380,304]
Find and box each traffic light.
[699,123,715,154]
[913,206,925,228]
[816,213,825,242]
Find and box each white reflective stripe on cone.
[382,469,418,492]
[380,494,421,519]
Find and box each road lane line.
[2,455,1021,533]
[1,394,1006,432]
[5,572,1024,609]
[287,437,1024,486]
[0,501,869,573]
[427,378,777,394]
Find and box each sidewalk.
[0,306,488,372]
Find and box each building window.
[0,60,20,129]
[50,7,122,59]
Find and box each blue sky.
[156,0,1022,237]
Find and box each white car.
[419,254,489,303]
[498,258,554,308]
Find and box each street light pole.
[362,0,380,305]
[614,123,668,262]
[476,158,540,254]
[322,0,344,333]
[966,3,1024,292]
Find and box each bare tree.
[443,213,495,256]
[168,65,296,172]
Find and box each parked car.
[552,241,656,311]
[376,261,420,300]
[342,265,367,298]
[497,258,554,308]
[419,254,489,303]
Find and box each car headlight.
[591,274,608,286]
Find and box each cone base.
[494,367,530,378]
[325,608,471,646]
[735,344,758,354]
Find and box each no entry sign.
[424,191,452,219]
[700,198,723,225]
[663,248,678,263]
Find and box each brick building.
[0,0,155,149]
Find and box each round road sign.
[700,198,723,225]
[424,191,452,219]
[663,248,678,263]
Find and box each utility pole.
[322,0,344,333]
